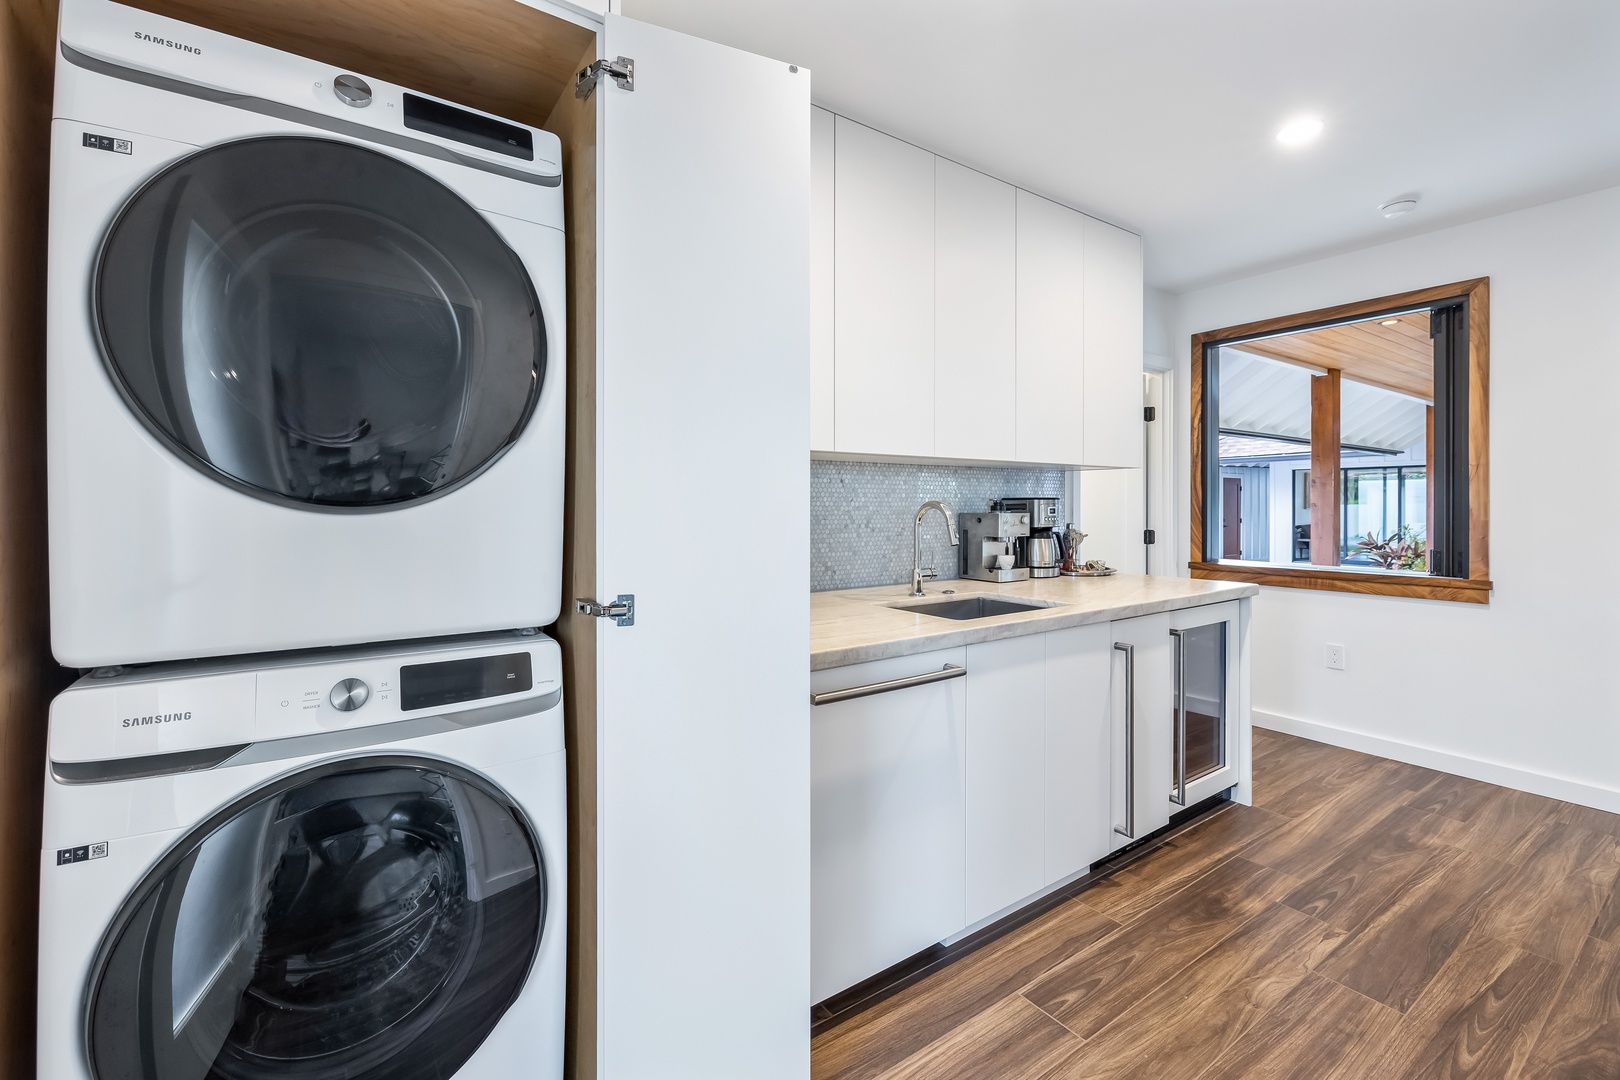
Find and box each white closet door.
[1083,217,1144,468]
[1015,190,1086,465]
[810,106,836,451]
[934,158,1016,461]
[834,117,934,456]
[598,15,809,1079]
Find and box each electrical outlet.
[1326,644,1346,671]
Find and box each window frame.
[1189,278,1491,604]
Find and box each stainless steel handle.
[811,664,965,706]
[1170,628,1187,807]
[1113,642,1136,839]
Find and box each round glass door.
[86,759,545,1080]
[95,136,546,511]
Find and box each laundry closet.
[0,0,810,1075]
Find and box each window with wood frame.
[1190,279,1490,604]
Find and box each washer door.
[95,136,545,511]
[86,759,545,1080]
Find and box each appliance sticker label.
[82,133,132,155]
[56,842,108,866]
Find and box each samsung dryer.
[38,631,566,1080]
[48,0,566,666]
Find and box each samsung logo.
[134,31,200,55]
[121,711,192,728]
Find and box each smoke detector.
[1380,198,1419,218]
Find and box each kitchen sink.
[891,596,1057,621]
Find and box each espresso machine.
[958,510,1031,583]
[997,496,1063,577]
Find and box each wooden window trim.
[1190,278,1491,604]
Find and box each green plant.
[1352,525,1427,571]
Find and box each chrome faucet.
[911,500,960,597]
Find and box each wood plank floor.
[812,729,1620,1080]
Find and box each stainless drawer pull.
[1170,628,1187,807]
[811,664,965,706]
[1113,642,1135,839]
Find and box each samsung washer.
[48,0,566,666]
[38,632,566,1080]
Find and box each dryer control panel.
[48,633,563,771]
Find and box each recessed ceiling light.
[1276,116,1324,147]
[1380,318,1401,327]
[1380,198,1419,218]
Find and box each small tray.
[1062,567,1117,577]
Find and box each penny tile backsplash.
[811,460,1065,592]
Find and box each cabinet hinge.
[1144,529,1157,545]
[576,57,635,100]
[1144,406,1157,422]
[576,594,635,626]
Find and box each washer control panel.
[329,678,371,711]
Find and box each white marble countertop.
[811,574,1258,671]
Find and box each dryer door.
[85,759,545,1080]
[94,136,546,512]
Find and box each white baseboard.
[1254,710,1620,816]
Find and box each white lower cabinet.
[1044,624,1113,881]
[963,627,1113,925]
[811,601,1248,1001]
[1109,613,1174,849]
[964,635,1048,924]
[810,648,966,1003]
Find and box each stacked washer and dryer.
[39,1,569,1077]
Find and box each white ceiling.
[620,0,1620,291]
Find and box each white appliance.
[48,0,566,667]
[38,631,566,1080]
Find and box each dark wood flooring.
[812,729,1620,1080]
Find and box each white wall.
[1144,285,1176,368]
[1171,184,1620,811]
[1074,467,1146,573]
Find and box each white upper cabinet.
[812,110,1142,467]
[833,117,934,457]
[1083,217,1144,468]
[1015,190,1087,465]
[934,159,1016,462]
[810,106,836,452]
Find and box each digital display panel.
[401,652,533,711]
[403,93,535,160]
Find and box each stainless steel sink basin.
[892,596,1056,621]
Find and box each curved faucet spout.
[911,500,959,597]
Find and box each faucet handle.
[919,568,938,581]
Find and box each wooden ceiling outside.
[123,0,596,128]
[1235,312,1433,402]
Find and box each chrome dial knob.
[330,678,370,711]
[332,74,373,108]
